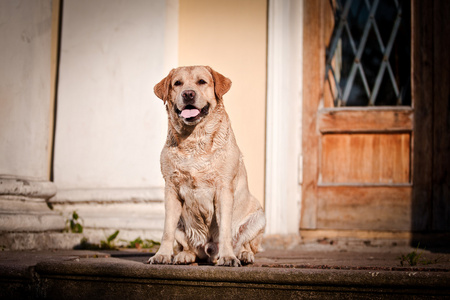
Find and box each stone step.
[1,249,449,299]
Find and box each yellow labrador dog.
[148,66,265,267]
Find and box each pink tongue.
[180,108,200,119]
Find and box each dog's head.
[154,66,232,127]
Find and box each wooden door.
[300,0,426,238]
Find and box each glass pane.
[325,0,411,107]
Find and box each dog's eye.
[198,79,207,85]
[174,81,182,86]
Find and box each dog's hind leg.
[237,242,255,264]
[173,228,197,264]
[233,209,265,264]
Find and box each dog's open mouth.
[175,104,210,123]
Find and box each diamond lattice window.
[325,0,411,107]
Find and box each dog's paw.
[238,250,255,265]
[173,251,196,265]
[148,253,173,264]
[217,255,242,267]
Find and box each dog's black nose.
[182,90,196,103]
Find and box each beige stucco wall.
[178,0,267,206]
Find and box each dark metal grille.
[325,0,411,107]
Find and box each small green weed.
[100,230,120,250]
[399,249,423,266]
[398,244,438,266]
[78,237,100,250]
[66,211,83,233]
[77,230,120,250]
[125,237,161,250]
[76,231,161,251]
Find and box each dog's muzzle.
[175,103,210,123]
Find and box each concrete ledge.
[0,233,81,250]
[49,187,164,203]
[36,262,450,299]
[0,178,57,199]
[0,198,65,233]
[52,201,164,233]
[0,213,64,232]
[37,259,450,289]
[0,178,64,234]
[1,249,449,299]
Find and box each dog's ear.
[154,69,175,103]
[205,66,232,100]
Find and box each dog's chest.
[166,146,217,181]
[167,151,218,224]
[179,183,215,212]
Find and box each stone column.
[0,1,65,249]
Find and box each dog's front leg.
[216,187,241,267]
[148,187,181,264]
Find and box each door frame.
[265,0,303,235]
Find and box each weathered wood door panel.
[321,132,411,185]
[313,108,413,230]
[301,0,414,232]
[317,186,411,230]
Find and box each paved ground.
[106,244,450,271]
[2,243,450,277]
